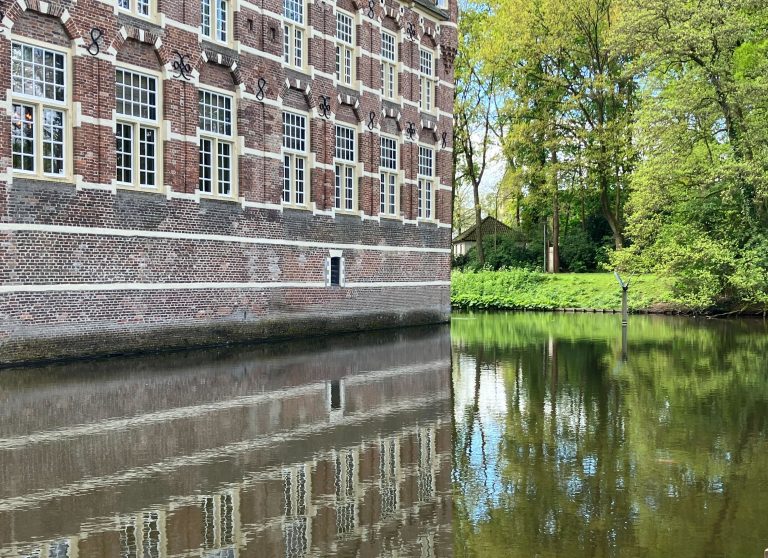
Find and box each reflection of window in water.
[120,513,162,558]
[417,427,436,503]
[419,533,435,558]
[202,492,238,557]
[48,540,70,558]
[380,437,399,518]
[335,449,357,535]
[17,540,74,558]
[283,465,310,557]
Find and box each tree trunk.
[551,150,560,273]
[599,171,623,249]
[473,180,484,266]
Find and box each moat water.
[2,313,768,557]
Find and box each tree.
[454,8,499,267]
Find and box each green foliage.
[451,270,674,311]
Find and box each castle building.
[0,0,457,364]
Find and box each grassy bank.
[451,269,677,312]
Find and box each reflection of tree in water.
[452,312,768,558]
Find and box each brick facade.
[0,0,457,364]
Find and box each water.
[1,314,767,557]
[453,312,768,558]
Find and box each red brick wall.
[0,0,457,363]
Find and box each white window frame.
[334,124,356,212]
[283,0,306,70]
[380,31,398,100]
[419,47,436,114]
[115,66,162,190]
[10,39,70,181]
[379,134,399,217]
[118,0,153,19]
[335,10,355,85]
[201,0,230,43]
[282,111,309,206]
[417,145,434,220]
[198,87,236,198]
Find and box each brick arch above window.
[115,37,164,71]
[381,13,400,32]
[419,31,437,49]
[6,5,77,47]
[199,50,243,87]
[111,25,163,64]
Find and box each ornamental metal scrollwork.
[405,22,416,41]
[86,28,103,56]
[255,77,267,101]
[318,95,332,118]
[441,131,447,148]
[172,51,193,80]
[367,111,376,131]
[367,0,375,18]
[405,121,416,140]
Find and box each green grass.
[451,269,677,311]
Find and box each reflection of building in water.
[418,426,437,503]
[0,329,452,558]
[380,437,400,519]
[201,492,239,557]
[334,449,358,536]
[119,512,164,558]
[283,465,311,557]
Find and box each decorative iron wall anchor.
[367,0,375,18]
[255,77,267,101]
[367,111,376,130]
[441,131,447,148]
[172,51,193,80]
[86,28,103,56]
[318,95,332,118]
[405,121,416,140]
[405,22,416,41]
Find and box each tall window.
[118,0,151,18]
[284,0,305,69]
[334,125,355,211]
[419,48,436,113]
[335,12,354,85]
[381,31,397,99]
[10,42,67,178]
[201,0,228,42]
[417,146,434,220]
[379,136,398,216]
[198,89,234,197]
[282,112,308,205]
[115,69,159,189]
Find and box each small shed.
[452,216,514,257]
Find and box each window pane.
[201,0,211,36]
[198,90,233,136]
[199,138,213,193]
[217,141,232,195]
[11,103,35,172]
[139,126,156,187]
[115,69,158,121]
[41,109,65,175]
[116,122,133,184]
[11,42,66,102]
